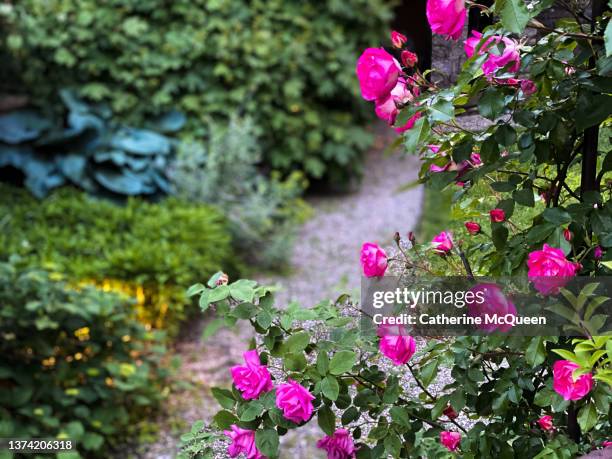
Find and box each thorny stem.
[406,363,468,433]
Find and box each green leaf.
[478,87,505,120]
[211,387,235,410]
[495,125,517,147]
[526,337,546,367]
[420,360,439,387]
[384,433,402,457]
[450,390,466,411]
[186,283,206,297]
[317,405,336,436]
[513,188,534,207]
[282,331,310,353]
[342,406,360,425]
[213,410,239,430]
[577,403,597,432]
[321,376,340,401]
[329,350,356,375]
[429,99,454,122]
[208,285,230,303]
[284,353,307,371]
[229,279,256,302]
[499,0,530,34]
[233,302,257,319]
[605,19,612,57]
[255,429,279,457]
[317,352,330,376]
[240,401,264,422]
[543,208,572,225]
[390,406,411,427]
[492,225,509,250]
[256,310,273,329]
[404,117,430,153]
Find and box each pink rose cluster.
[231,350,274,400]
[440,431,462,451]
[356,31,422,134]
[378,324,416,365]
[527,244,580,295]
[463,30,536,92]
[552,360,593,401]
[360,242,388,277]
[466,283,517,333]
[227,351,317,458]
[316,428,357,459]
[426,145,483,184]
[432,230,453,255]
[426,0,466,40]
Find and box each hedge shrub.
[2,0,392,180]
[0,185,238,332]
[0,260,170,457]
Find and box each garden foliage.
[0,90,182,199]
[0,260,170,458]
[181,0,612,457]
[2,0,393,180]
[0,185,237,333]
[171,117,310,269]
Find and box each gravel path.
[139,126,425,459]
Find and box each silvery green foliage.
[171,118,307,268]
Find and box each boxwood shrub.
[0,260,170,457]
[2,0,392,181]
[0,185,238,333]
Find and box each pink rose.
[401,50,418,67]
[440,431,461,451]
[594,245,604,260]
[426,0,466,40]
[395,111,422,133]
[391,31,408,48]
[456,152,482,179]
[360,242,388,277]
[521,79,537,96]
[375,78,416,124]
[465,221,481,235]
[489,208,506,223]
[231,350,273,400]
[356,48,401,101]
[275,379,315,423]
[378,324,416,365]
[603,441,612,448]
[432,230,453,255]
[464,31,520,77]
[552,360,593,401]
[466,283,517,333]
[527,244,580,295]
[316,429,357,459]
[537,415,553,431]
[223,425,266,459]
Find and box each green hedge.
[0,185,238,332]
[3,0,392,180]
[0,261,170,457]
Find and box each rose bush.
[180,1,612,457]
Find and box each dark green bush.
[0,185,238,332]
[2,0,392,180]
[0,260,170,457]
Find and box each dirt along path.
[141,129,424,458]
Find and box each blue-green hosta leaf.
[0,110,52,144]
[56,154,87,182]
[150,110,186,133]
[94,150,149,171]
[93,168,156,195]
[110,128,171,155]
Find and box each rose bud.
[537,415,553,431]
[563,228,572,242]
[443,404,458,419]
[465,221,481,235]
[489,208,506,223]
[216,272,229,286]
[391,30,408,48]
[594,245,604,260]
[401,50,418,67]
